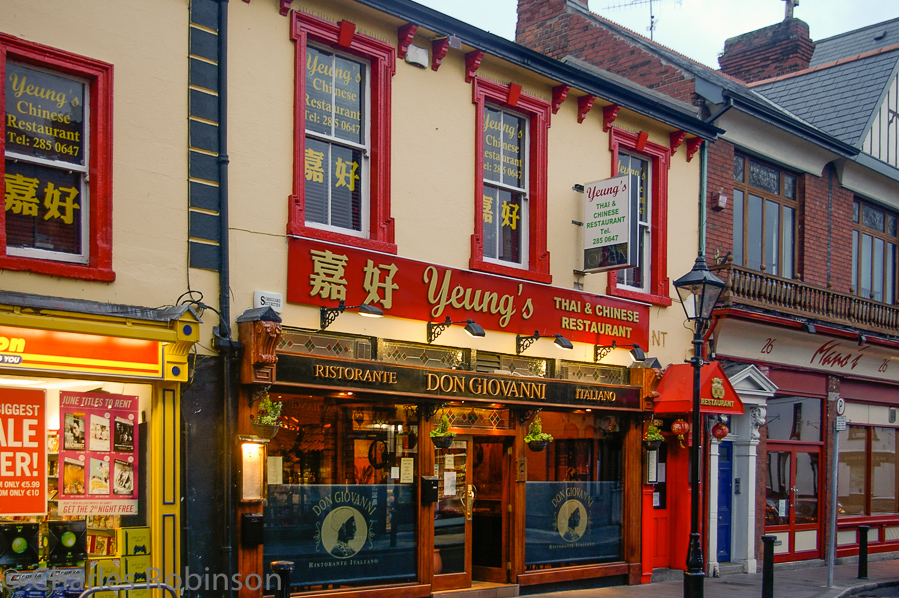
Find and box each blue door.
[717,442,733,562]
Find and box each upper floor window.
[290,13,396,254]
[471,78,550,284]
[482,106,527,265]
[1,35,113,281]
[616,152,650,291]
[732,154,796,279]
[605,128,671,306]
[852,198,897,304]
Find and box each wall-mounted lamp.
[516,330,573,354]
[858,334,867,347]
[320,300,384,330]
[594,340,646,362]
[427,316,486,343]
[802,320,817,334]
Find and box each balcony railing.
[709,262,899,335]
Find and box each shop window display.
[0,379,150,596]
[524,411,624,568]
[263,396,418,591]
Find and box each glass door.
[765,446,821,561]
[433,437,472,591]
[432,435,511,590]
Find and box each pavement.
[525,555,899,598]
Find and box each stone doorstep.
[433,582,520,598]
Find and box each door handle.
[467,484,475,521]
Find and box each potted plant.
[524,417,553,451]
[429,414,455,449]
[643,424,664,449]
[251,393,283,439]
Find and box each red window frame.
[0,35,114,281]
[289,12,396,254]
[471,77,551,284]
[605,127,671,306]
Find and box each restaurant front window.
[524,411,624,569]
[263,396,419,591]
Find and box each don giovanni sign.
[582,175,637,273]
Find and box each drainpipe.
[699,141,708,256]
[210,2,239,598]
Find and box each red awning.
[653,362,744,415]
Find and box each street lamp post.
[672,253,726,598]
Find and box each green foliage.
[253,394,282,426]
[430,413,455,438]
[643,425,664,442]
[524,417,553,443]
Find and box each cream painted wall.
[222,0,703,368]
[1,1,191,307]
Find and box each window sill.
[605,285,671,307]
[469,256,551,285]
[0,256,115,282]
[289,224,397,255]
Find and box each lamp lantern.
[671,253,726,598]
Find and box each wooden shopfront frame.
[237,347,651,597]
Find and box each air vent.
[476,352,502,373]
[355,340,372,360]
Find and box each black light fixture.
[427,316,486,343]
[802,320,817,334]
[672,253,726,598]
[594,340,646,362]
[858,334,867,347]
[320,300,384,330]
[516,330,573,354]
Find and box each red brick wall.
[516,0,699,105]
[706,141,736,263]
[718,19,814,84]
[799,164,854,292]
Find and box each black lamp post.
[672,253,726,598]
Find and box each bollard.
[761,535,778,598]
[271,560,295,598]
[857,526,870,579]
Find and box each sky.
[414,0,899,69]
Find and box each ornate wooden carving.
[686,137,704,162]
[577,94,596,123]
[397,23,417,59]
[239,320,282,385]
[465,50,484,82]
[431,37,450,71]
[551,85,569,114]
[669,130,686,154]
[602,104,621,131]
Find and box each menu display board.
[57,392,138,516]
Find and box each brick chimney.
[718,18,814,83]
[516,0,587,58]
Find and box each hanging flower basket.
[251,422,281,440]
[430,414,455,449]
[431,435,454,449]
[526,439,549,452]
[643,424,664,450]
[643,439,662,450]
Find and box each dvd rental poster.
[57,392,139,516]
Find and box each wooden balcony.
[709,262,899,336]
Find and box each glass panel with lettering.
[482,106,527,265]
[304,46,368,235]
[5,62,88,262]
[617,153,650,291]
[263,397,418,589]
